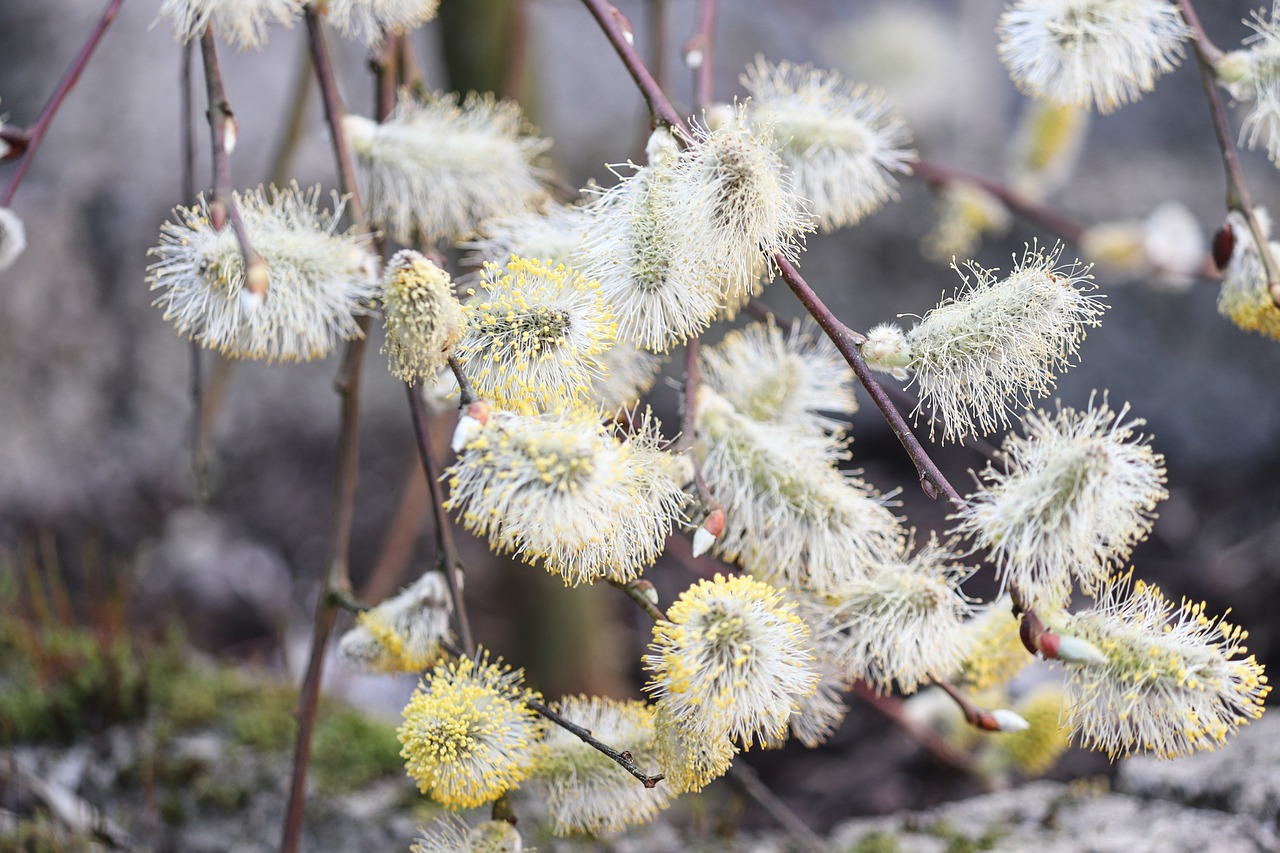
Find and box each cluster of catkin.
[125,1,1280,847]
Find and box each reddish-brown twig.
[909,156,1087,246]
[280,13,382,853]
[1177,0,1280,307]
[198,30,268,298]
[0,0,126,205]
[406,383,476,655]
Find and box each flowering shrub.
[4,0,1277,849]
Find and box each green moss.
[226,681,297,751]
[311,707,403,792]
[0,626,152,744]
[845,831,903,853]
[922,821,1005,853]
[0,812,97,853]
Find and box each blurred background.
[2,0,1278,841]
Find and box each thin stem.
[936,680,1004,732]
[687,0,717,112]
[726,764,830,853]
[774,255,964,508]
[580,0,689,136]
[647,0,669,94]
[448,354,479,406]
[199,30,268,298]
[303,7,367,226]
[268,40,316,187]
[181,41,209,505]
[909,156,1086,246]
[680,339,717,507]
[407,383,476,655]
[526,697,665,788]
[281,323,368,853]
[280,11,378,852]
[607,578,667,623]
[0,0,125,206]
[1178,0,1280,307]
[851,683,974,772]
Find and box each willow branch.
[0,0,125,205]
[199,30,268,299]
[851,683,974,772]
[909,156,1087,246]
[281,13,381,853]
[608,578,667,623]
[407,383,476,655]
[447,354,479,406]
[1178,0,1280,306]
[686,0,717,112]
[774,256,964,508]
[527,697,665,788]
[580,0,689,136]
[303,6,367,225]
[726,763,830,853]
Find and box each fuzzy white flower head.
[325,0,439,45]
[158,0,303,49]
[1222,4,1280,165]
[397,649,543,809]
[344,91,550,246]
[381,250,466,384]
[695,386,904,595]
[864,242,1106,443]
[998,0,1190,114]
[700,318,857,439]
[645,573,819,748]
[664,105,812,306]
[742,57,914,232]
[952,398,1168,610]
[1218,209,1280,340]
[825,535,976,695]
[147,184,378,362]
[577,156,725,352]
[651,703,736,794]
[445,406,687,586]
[454,256,616,413]
[766,617,852,749]
[0,207,27,272]
[534,696,673,835]
[1054,571,1270,759]
[591,340,665,414]
[412,816,523,853]
[953,598,1034,692]
[338,571,454,673]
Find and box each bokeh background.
[2,0,1279,837]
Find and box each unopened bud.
[209,197,228,232]
[0,207,28,272]
[685,48,703,69]
[1213,222,1236,272]
[223,114,239,155]
[245,257,269,296]
[451,400,491,453]
[691,508,725,558]
[631,579,659,607]
[1051,634,1108,666]
[610,7,634,45]
[862,323,912,380]
[990,709,1030,732]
